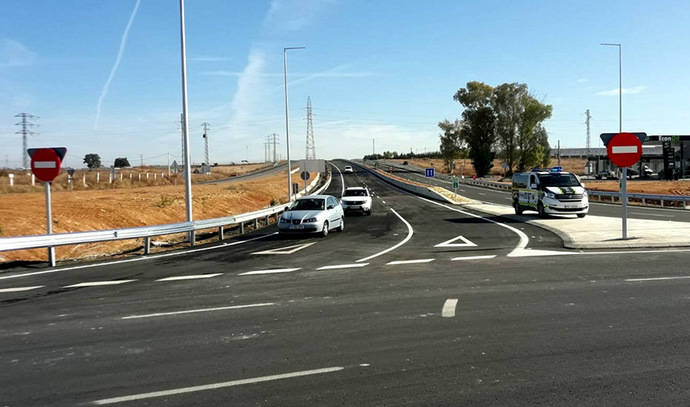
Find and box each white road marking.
[239,268,300,276]
[386,258,435,265]
[625,276,690,282]
[629,212,673,218]
[418,197,529,257]
[91,366,344,405]
[290,167,300,174]
[65,280,136,288]
[442,298,459,318]
[156,273,222,282]
[329,162,346,197]
[434,235,477,248]
[357,208,413,262]
[251,242,315,255]
[612,146,639,154]
[0,285,44,293]
[508,248,574,257]
[0,233,278,281]
[451,255,496,261]
[317,263,369,270]
[381,200,386,204]
[121,302,275,320]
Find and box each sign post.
[600,133,645,240]
[28,147,67,267]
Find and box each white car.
[340,187,372,215]
[278,195,345,236]
[343,165,354,173]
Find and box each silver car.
[278,195,345,237]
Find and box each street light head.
[284,46,306,51]
[600,42,621,47]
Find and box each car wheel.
[513,200,523,215]
[538,202,547,218]
[366,209,372,216]
[338,217,345,232]
[321,221,329,237]
[577,213,586,218]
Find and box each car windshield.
[343,189,367,197]
[538,173,581,187]
[289,198,325,211]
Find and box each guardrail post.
[190,231,195,246]
[144,237,151,255]
[661,199,664,208]
[240,222,245,234]
[611,195,615,203]
[642,197,646,205]
[218,226,224,240]
[265,215,270,226]
[254,218,259,230]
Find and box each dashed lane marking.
[0,285,44,293]
[65,280,136,288]
[317,263,369,270]
[156,273,223,282]
[238,268,300,276]
[386,258,435,265]
[442,298,459,318]
[121,302,275,320]
[91,366,345,405]
[625,276,690,282]
[451,255,496,261]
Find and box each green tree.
[114,157,131,168]
[83,153,101,169]
[533,125,551,167]
[492,83,527,176]
[453,82,496,177]
[517,96,552,171]
[438,119,465,172]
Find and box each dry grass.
[586,180,690,196]
[391,157,587,177]
[0,168,309,263]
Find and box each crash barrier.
[0,167,333,264]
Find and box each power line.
[15,113,38,168]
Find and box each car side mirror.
[327,205,334,210]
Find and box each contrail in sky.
[94,0,141,130]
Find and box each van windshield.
[538,173,580,187]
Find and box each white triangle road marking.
[434,235,477,248]
[251,242,316,255]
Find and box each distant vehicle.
[402,161,409,165]
[343,165,354,173]
[340,187,372,215]
[278,195,344,237]
[512,167,589,218]
[596,170,616,180]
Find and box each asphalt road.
[2,160,690,406]
[379,160,690,222]
[201,162,288,184]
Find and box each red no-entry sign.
[605,133,644,168]
[28,147,67,182]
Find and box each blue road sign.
[425,168,435,177]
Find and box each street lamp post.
[179,0,194,244]
[283,46,305,201]
[601,42,627,239]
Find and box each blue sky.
[1,0,690,168]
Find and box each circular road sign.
[300,171,310,181]
[30,148,63,182]
[607,132,642,168]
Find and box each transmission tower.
[305,97,315,160]
[15,113,37,168]
[585,109,591,157]
[201,122,210,166]
[269,133,280,163]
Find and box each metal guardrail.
[0,167,333,257]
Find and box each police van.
[512,167,589,218]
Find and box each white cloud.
[576,78,588,83]
[596,85,646,96]
[227,49,269,139]
[0,38,36,68]
[94,0,141,130]
[264,0,336,31]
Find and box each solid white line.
[612,146,638,154]
[381,200,386,204]
[121,302,275,320]
[65,280,136,288]
[0,285,44,293]
[317,263,369,270]
[625,276,690,282]
[239,268,300,276]
[418,197,529,257]
[290,167,300,174]
[386,258,434,265]
[357,208,414,262]
[451,255,496,261]
[330,162,346,197]
[91,366,344,405]
[156,273,223,282]
[442,298,458,318]
[0,233,278,281]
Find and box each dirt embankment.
[585,180,690,196]
[0,169,302,263]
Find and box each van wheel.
[577,213,586,218]
[513,201,522,215]
[321,221,329,237]
[538,202,547,218]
